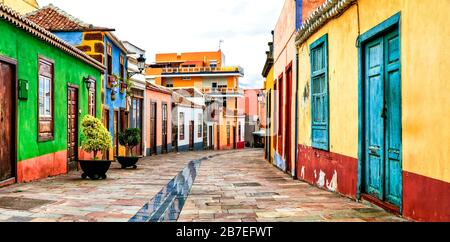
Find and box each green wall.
[0,19,103,162]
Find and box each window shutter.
[310,34,329,151]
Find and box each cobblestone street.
[0,149,405,222]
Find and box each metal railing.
[201,87,244,96]
[162,66,244,75]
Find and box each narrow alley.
[0,149,404,222]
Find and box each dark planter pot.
[115,156,142,169]
[78,160,112,180]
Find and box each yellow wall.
[2,0,38,14]
[264,66,275,162]
[296,0,450,183]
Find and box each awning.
[253,130,266,137]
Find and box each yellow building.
[145,50,246,151]
[1,0,38,14]
[295,0,450,222]
[262,38,275,164]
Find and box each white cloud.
[37,0,283,88]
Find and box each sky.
[37,0,284,88]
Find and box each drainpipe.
[293,52,299,180]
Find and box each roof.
[26,4,114,32]
[295,0,355,46]
[171,87,204,98]
[0,3,104,71]
[105,32,128,54]
[172,91,204,109]
[146,82,172,95]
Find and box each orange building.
[145,50,245,150]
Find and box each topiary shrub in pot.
[116,128,142,169]
[79,115,113,180]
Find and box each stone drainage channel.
[129,152,235,222]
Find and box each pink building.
[244,89,265,147]
[145,83,172,155]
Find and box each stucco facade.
[295,0,450,222]
[0,4,103,184]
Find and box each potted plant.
[78,115,113,180]
[116,128,142,169]
[111,89,117,101]
[107,75,117,89]
[120,80,127,93]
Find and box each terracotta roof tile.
[26,4,113,32]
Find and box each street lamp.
[128,54,146,78]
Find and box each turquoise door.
[364,28,402,208]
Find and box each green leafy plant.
[118,128,141,157]
[80,115,112,160]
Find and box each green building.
[0,4,104,185]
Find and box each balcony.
[202,87,244,98]
[161,66,244,77]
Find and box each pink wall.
[244,89,260,116]
[145,89,172,148]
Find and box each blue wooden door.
[364,36,385,200]
[364,28,402,207]
[384,30,402,207]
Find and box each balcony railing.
[162,66,244,76]
[201,87,244,97]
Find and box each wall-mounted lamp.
[128,54,146,78]
[83,76,96,90]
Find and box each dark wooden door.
[67,86,78,171]
[209,126,213,149]
[114,110,119,157]
[233,126,237,149]
[150,102,157,155]
[0,59,15,182]
[102,108,110,160]
[189,121,194,150]
[216,125,220,150]
[285,66,293,173]
[162,103,168,153]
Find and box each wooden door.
[102,108,110,160]
[150,102,157,155]
[363,28,402,208]
[233,126,237,149]
[67,86,78,171]
[209,126,213,149]
[216,125,220,150]
[0,59,15,182]
[114,110,119,157]
[189,121,194,150]
[162,103,168,153]
[285,65,293,173]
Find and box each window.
[165,78,173,88]
[210,60,217,68]
[197,114,202,138]
[130,97,142,129]
[107,44,112,75]
[227,122,231,146]
[120,55,125,81]
[310,34,329,150]
[38,57,54,141]
[179,112,185,140]
[88,79,96,116]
